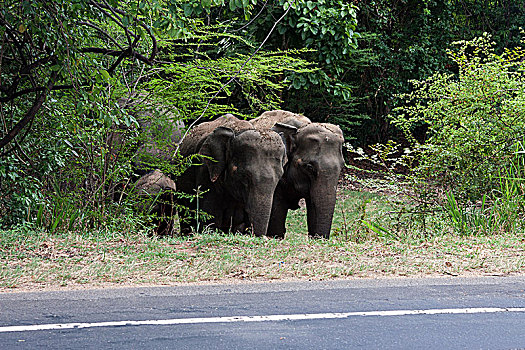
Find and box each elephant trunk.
[245,189,274,237]
[243,168,281,237]
[306,172,339,239]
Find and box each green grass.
[1,190,525,292]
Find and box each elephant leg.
[157,201,176,236]
[266,189,288,239]
[178,209,195,235]
[176,192,198,235]
[156,219,168,236]
[176,174,215,234]
[223,205,247,234]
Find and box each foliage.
[443,151,525,236]
[4,0,525,236]
[0,0,160,225]
[0,0,313,228]
[393,34,525,200]
[347,0,525,145]
[349,34,525,237]
[256,0,362,137]
[180,0,362,136]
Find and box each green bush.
[393,34,525,201]
[0,0,313,231]
[348,34,525,237]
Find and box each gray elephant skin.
[116,96,185,176]
[176,114,295,237]
[251,110,345,239]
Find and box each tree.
[0,0,160,152]
[177,0,361,136]
[346,0,525,145]
[0,0,313,227]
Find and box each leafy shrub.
[0,0,313,231]
[348,34,525,237]
[393,33,525,201]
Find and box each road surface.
[1,276,525,349]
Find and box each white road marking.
[2,307,525,333]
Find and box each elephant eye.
[304,163,316,175]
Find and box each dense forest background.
[1,0,524,229]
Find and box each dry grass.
[2,190,525,292]
[2,224,525,292]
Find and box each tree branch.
[0,70,58,150]
[88,0,157,61]
[80,47,153,65]
[0,84,74,103]
[77,21,124,49]
[107,34,141,75]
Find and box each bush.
[392,33,525,201]
[0,1,314,231]
[348,34,525,237]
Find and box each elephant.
[109,96,183,235]
[176,114,296,236]
[133,169,177,236]
[116,96,185,176]
[251,110,345,239]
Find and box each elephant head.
[284,123,345,238]
[197,124,296,237]
[255,113,345,239]
[134,169,177,236]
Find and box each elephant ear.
[199,126,234,182]
[272,122,298,160]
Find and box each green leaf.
[183,4,193,16]
[362,220,394,239]
[100,69,110,81]
[122,15,131,27]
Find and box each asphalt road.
[1,276,525,349]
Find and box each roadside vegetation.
[1,1,525,291]
[2,189,525,291]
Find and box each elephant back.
[179,114,253,157]
[251,110,311,130]
[116,95,185,175]
[297,122,344,141]
[318,123,344,138]
[133,169,177,235]
[135,169,176,195]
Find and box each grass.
[1,190,525,292]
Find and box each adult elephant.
[116,96,185,176]
[251,110,345,239]
[176,114,296,236]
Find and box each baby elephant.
[134,169,177,236]
[176,114,296,236]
